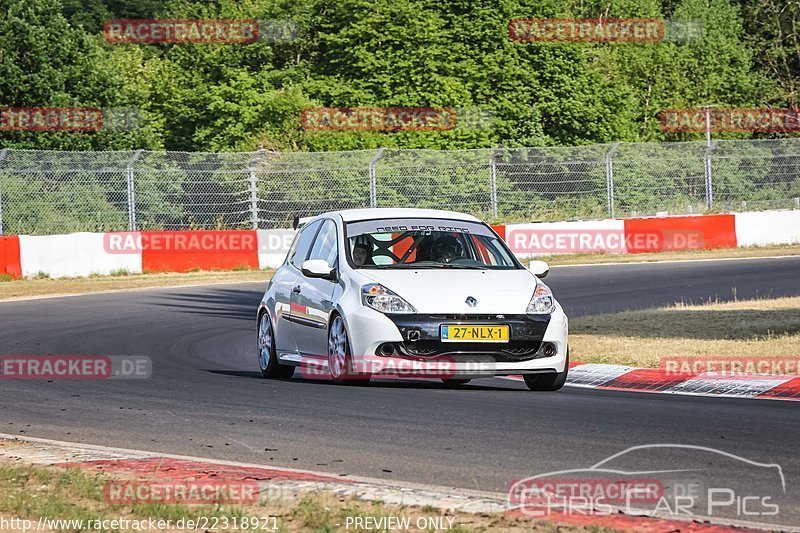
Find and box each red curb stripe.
[566,363,797,401]
[756,377,800,399]
[598,368,691,392]
[505,361,586,381]
[59,457,352,484]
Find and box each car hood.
[358,268,539,314]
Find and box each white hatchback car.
[257,208,569,390]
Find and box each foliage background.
[1,0,797,152]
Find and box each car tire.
[523,349,569,391]
[258,312,294,379]
[328,314,370,386]
[441,378,471,386]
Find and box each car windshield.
[345,218,519,269]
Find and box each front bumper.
[384,314,551,361]
[342,304,569,377]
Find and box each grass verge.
[570,296,800,368]
[0,458,606,532]
[0,269,273,301]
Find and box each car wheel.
[328,315,370,385]
[258,312,294,378]
[523,349,569,391]
[441,378,471,386]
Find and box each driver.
[352,243,374,266]
[432,234,463,262]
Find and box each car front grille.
[378,340,544,362]
[382,313,552,363]
[425,314,514,321]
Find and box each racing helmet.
[432,234,463,260]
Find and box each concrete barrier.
[3,209,799,278]
[0,236,22,279]
[257,229,296,269]
[734,210,800,247]
[18,233,142,279]
[140,230,259,273]
[623,214,737,253]
[505,219,627,256]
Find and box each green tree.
[736,0,800,107]
[0,0,161,149]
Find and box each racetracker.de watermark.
[661,108,800,133]
[0,355,151,380]
[300,107,495,132]
[509,18,704,43]
[0,107,100,132]
[509,18,664,42]
[661,356,800,378]
[295,354,461,380]
[301,107,455,132]
[507,229,704,254]
[508,477,664,516]
[104,480,260,505]
[104,232,257,254]
[0,107,142,132]
[103,19,298,44]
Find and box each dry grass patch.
[570,296,800,368]
[0,457,610,532]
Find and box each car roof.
[315,208,482,223]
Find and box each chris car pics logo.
[508,444,785,521]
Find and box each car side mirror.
[301,259,337,281]
[528,260,550,278]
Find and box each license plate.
[440,324,509,343]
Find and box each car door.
[274,219,322,356]
[291,218,340,357]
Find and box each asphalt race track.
[1,255,799,525]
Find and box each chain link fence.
[1,139,799,235]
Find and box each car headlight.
[527,283,555,314]
[361,284,416,314]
